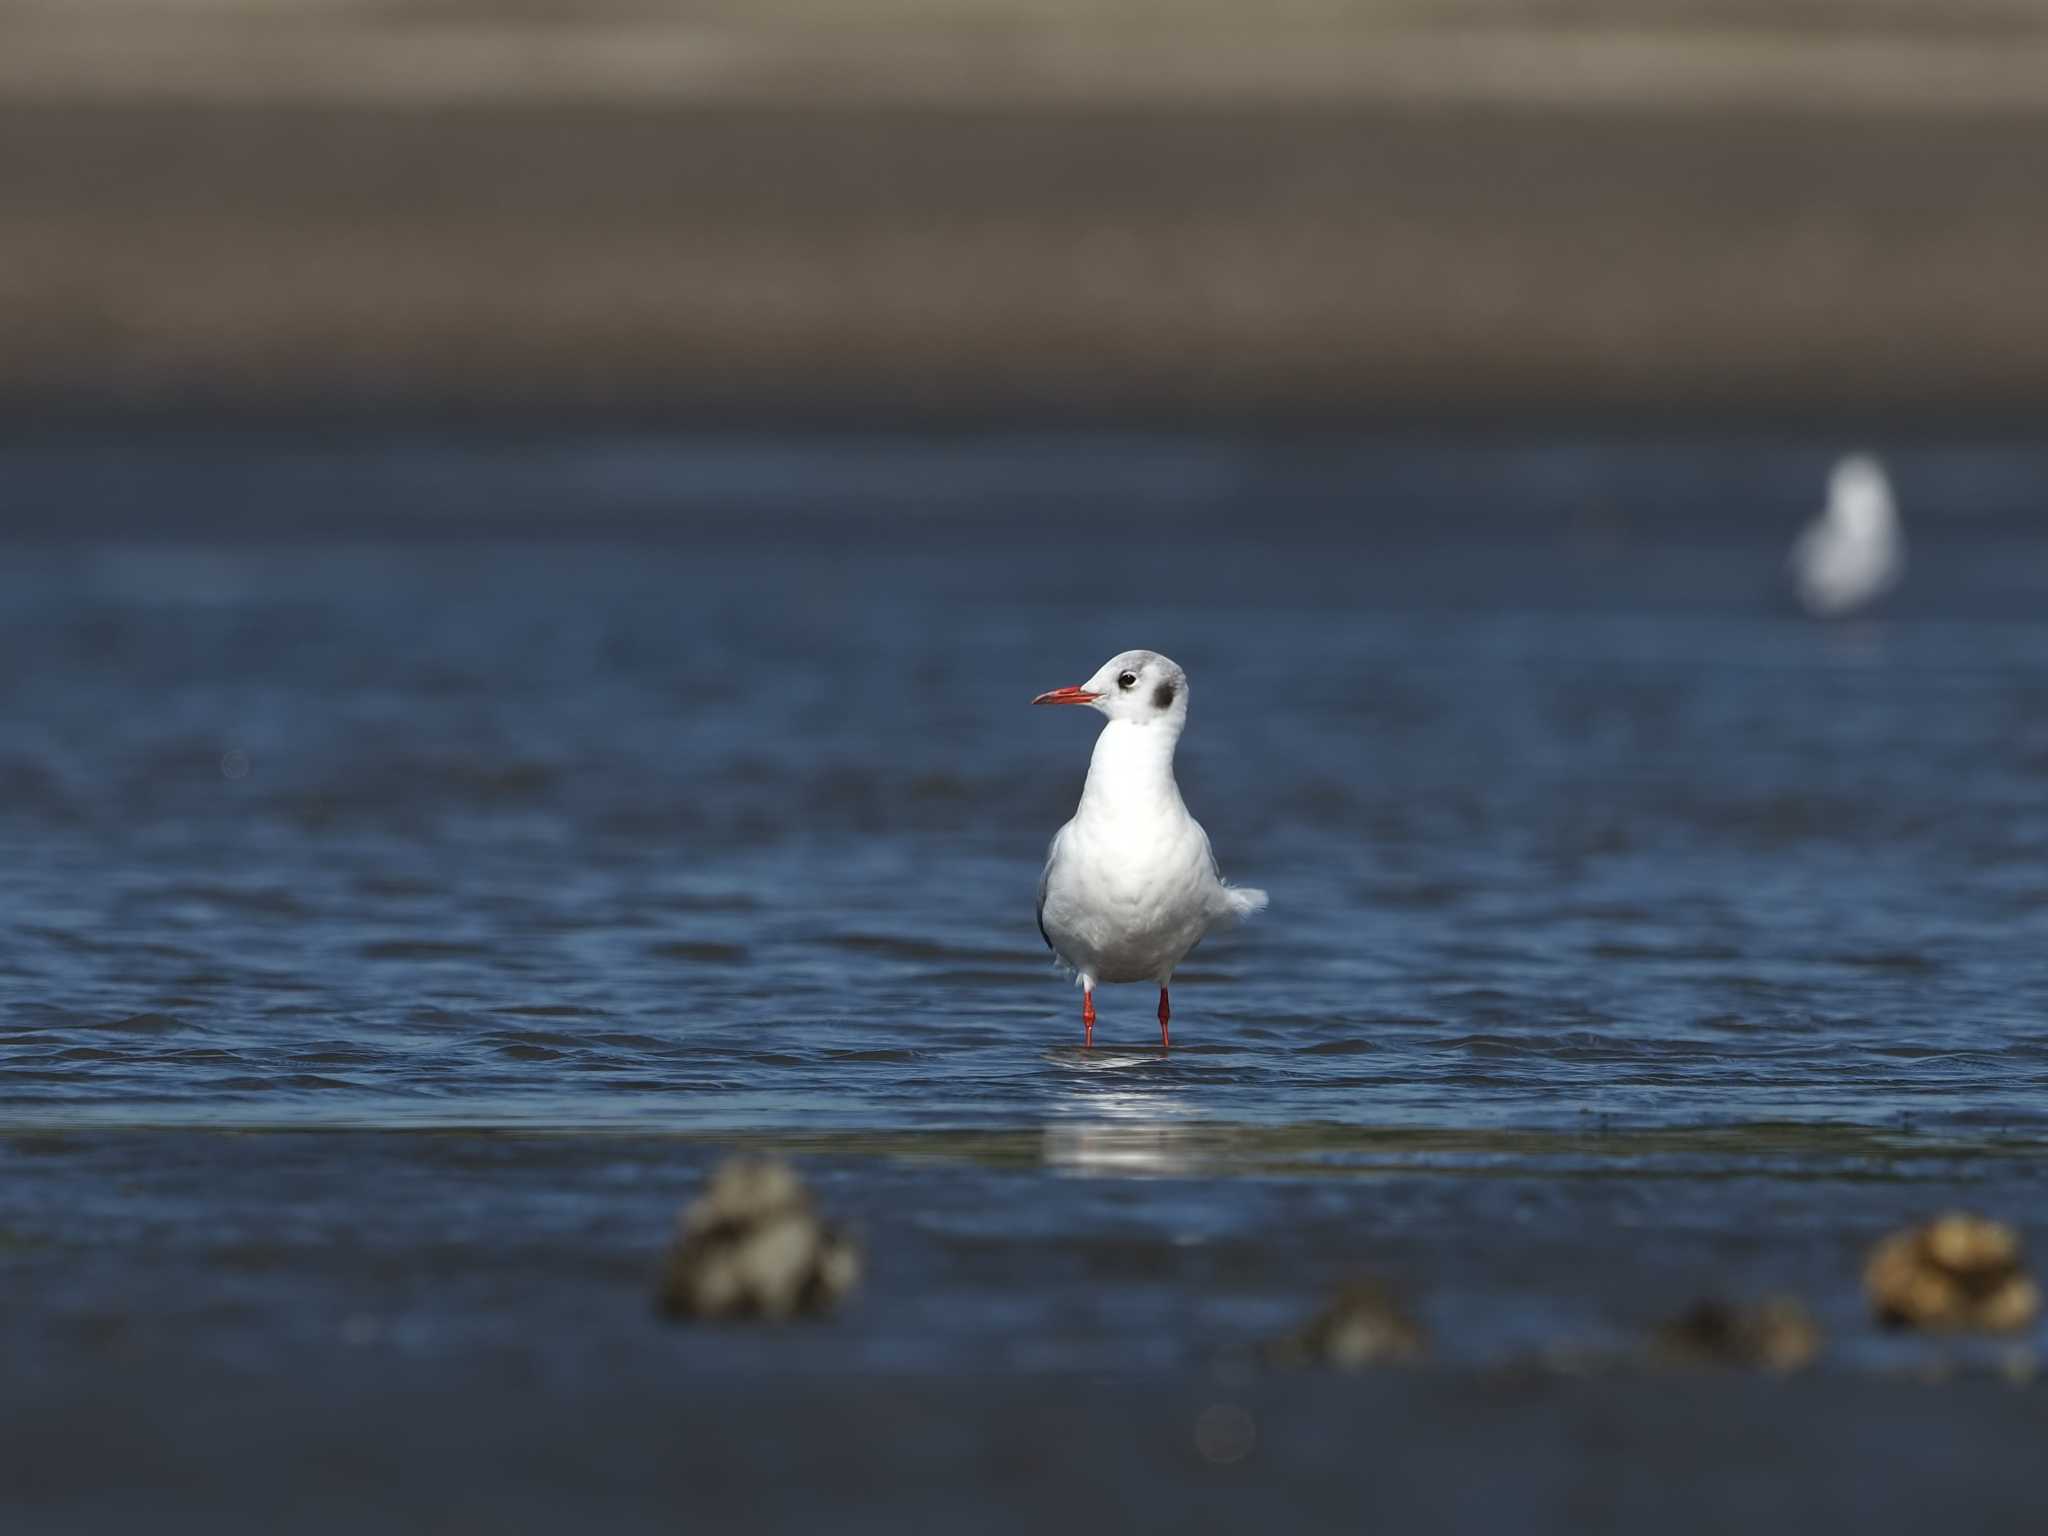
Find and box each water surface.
[4,432,2047,1530]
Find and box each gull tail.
[1222,885,1269,922]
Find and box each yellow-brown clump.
[1865,1213,2039,1333]
[1267,1280,1427,1370]
[1654,1296,1822,1371]
[659,1158,861,1321]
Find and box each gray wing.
[1189,817,1227,888]
[1036,825,1067,952]
[1193,819,1268,921]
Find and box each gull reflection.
[1043,1122,1201,1176]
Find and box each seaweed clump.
[659,1158,860,1321]
[1865,1214,2039,1333]
[1654,1296,1822,1372]
[1266,1279,1427,1370]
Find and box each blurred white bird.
[1032,649,1267,1049]
[1791,454,1904,617]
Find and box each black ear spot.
[1152,682,1176,710]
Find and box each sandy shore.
[6,5,2048,421]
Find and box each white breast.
[1039,809,1223,984]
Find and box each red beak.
[1032,685,1100,706]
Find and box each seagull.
[1791,454,1904,617]
[1032,650,1267,1049]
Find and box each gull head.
[1033,649,1189,726]
[1827,455,1897,540]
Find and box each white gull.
[1791,454,1904,617]
[1032,649,1267,1049]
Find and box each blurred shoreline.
[8,6,2048,423]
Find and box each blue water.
[4,432,2048,1137]
[5,433,2048,1532]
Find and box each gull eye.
[1118,671,1138,690]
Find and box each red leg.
[1082,987,1095,1049]
[1157,987,1170,1049]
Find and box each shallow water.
[6,432,2048,1136]
[4,431,2048,1529]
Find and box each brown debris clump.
[1654,1296,1822,1372]
[1865,1213,2039,1333]
[659,1158,861,1321]
[1267,1280,1427,1370]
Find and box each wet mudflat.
[5,1126,2047,1532]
